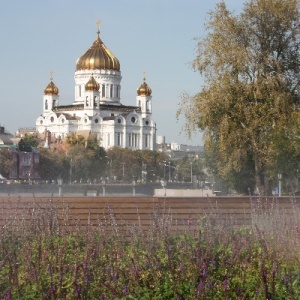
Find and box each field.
[0,196,300,299]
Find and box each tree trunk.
[255,170,265,196]
[254,160,272,196]
[254,153,267,196]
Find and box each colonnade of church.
[77,83,121,101]
[103,131,154,150]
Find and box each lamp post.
[161,179,167,197]
[109,159,113,182]
[190,162,193,183]
[101,178,106,196]
[278,173,282,196]
[121,162,125,181]
[141,162,147,183]
[198,174,205,196]
[105,156,112,182]
[168,161,171,182]
[69,157,72,185]
[297,169,299,194]
[132,177,136,197]
[57,175,63,197]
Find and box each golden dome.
[76,30,120,71]
[44,80,59,95]
[85,75,100,91]
[137,78,152,96]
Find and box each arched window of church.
[53,100,56,107]
[45,100,48,110]
[110,85,113,98]
[79,85,81,97]
[102,84,105,97]
[86,97,89,106]
[138,100,141,107]
[94,96,97,107]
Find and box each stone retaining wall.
[0,196,299,233]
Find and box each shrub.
[0,198,300,299]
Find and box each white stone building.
[36,24,156,150]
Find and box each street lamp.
[101,178,106,196]
[163,161,166,179]
[142,161,147,183]
[161,179,167,197]
[69,157,72,185]
[121,162,125,181]
[132,177,136,197]
[297,169,299,194]
[57,175,63,197]
[278,173,282,196]
[190,161,193,183]
[105,156,112,182]
[198,173,205,196]
[109,159,113,182]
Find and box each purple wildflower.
[197,282,206,294]
[123,285,129,295]
[4,287,12,300]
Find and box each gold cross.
[50,70,53,81]
[96,19,101,35]
[143,70,147,81]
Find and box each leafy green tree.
[66,133,85,146]
[176,156,205,183]
[106,148,168,182]
[67,135,106,182]
[178,0,300,195]
[39,135,107,183]
[22,134,39,148]
[39,148,66,181]
[0,148,13,178]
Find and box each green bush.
[1,205,300,299]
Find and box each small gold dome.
[44,80,59,95]
[137,78,152,96]
[85,75,100,91]
[76,33,120,71]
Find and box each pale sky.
[0,0,243,146]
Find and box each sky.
[0,0,243,146]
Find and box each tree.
[64,136,106,183]
[106,148,168,182]
[177,0,300,195]
[39,135,107,183]
[0,148,13,178]
[22,134,39,148]
[175,156,205,183]
[66,133,86,146]
[39,148,66,181]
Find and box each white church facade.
[36,22,156,150]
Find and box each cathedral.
[36,21,156,150]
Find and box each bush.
[0,200,300,299]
